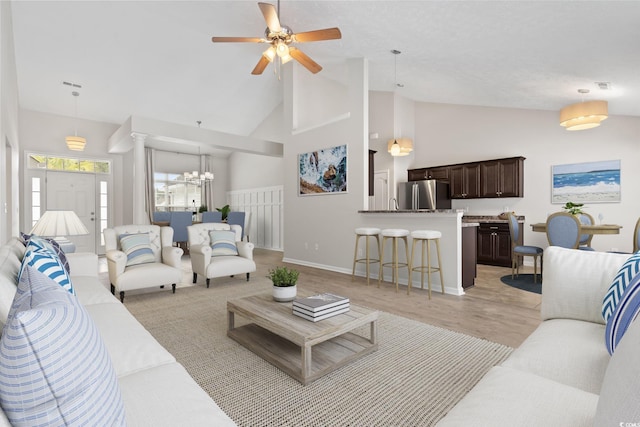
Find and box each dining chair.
[201,211,223,223]
[634,217,640,253]
[153,211,171,223]
[227,211,246,240]
[507,213,543,282]
[546,212,586,250]
[169,211,193,251]
[577,213,595,249]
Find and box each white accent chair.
[187,223,256,288]
[104,225,183,302]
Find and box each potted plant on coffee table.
[268,266,299,302]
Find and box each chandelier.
[183,170,214,185]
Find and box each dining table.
[530,223,623,235]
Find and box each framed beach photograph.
[298,144,347,196]
[551,160,621,203]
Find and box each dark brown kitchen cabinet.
[480,157,524,198]
[449,164,480,199]
[368,150,376,196]
[408,166,450,182]
[477,222,519,267]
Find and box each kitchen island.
[357,210,477,295]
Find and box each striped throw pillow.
[602,250,640,321]
[19,237,75,295]
[209,230,238,256]
[605,270,640,354]
[0,265,126,426]
[119,232,156,266]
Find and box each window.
[154,172,201,211]
[31,177,41,228]
[99,181,108,246]
[27,154,110,174]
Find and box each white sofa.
[0,237,236,426]
[437,246,640,426]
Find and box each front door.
[46,172,96,253]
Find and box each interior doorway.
[373,170,389,210]
[46,171,96,253]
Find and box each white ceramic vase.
[272,285,297,302]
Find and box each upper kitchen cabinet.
[480,157,525,198]
[449,164,480,199]
[408,166,450,182]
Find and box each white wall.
[0,1,20,243]
[282,58,368,272]
[412,102,640,252]
[18,109,123,228]
[228,152,284,191]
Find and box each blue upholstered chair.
[546,212,588,250]
[153,211,171,223]
[169,211,193,250]
[201,211,223,223]
[507,213,543,283]
[227,211,246,240]
[577,213,595,250]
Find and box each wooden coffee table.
[227,292,379,385]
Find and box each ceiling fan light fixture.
[280,52,293,64]
[262,46,276,62]
[275,40,289,58]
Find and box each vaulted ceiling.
[11,1,640,139]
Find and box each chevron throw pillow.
[605,270,640,354]
[18,236,75,295]
[602,251,640,322]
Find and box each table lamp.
[29,210,90,253]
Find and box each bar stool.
[409,230,444,299]
[379,229,410,292]
[351,227,381,285]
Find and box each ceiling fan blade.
[251,56,271,75]
[212,36,265,43]
[293,28,342,43]
[258,2,281,33]
[289,47,322,74]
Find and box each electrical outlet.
[315,243,319,250]
[611,247,619,252]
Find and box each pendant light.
[387,50,413,156]
[183,122,214,185]
[66,91,86,151]
[559,89,608,131]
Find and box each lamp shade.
[559,100,608,131]
[66,136,87,151]
[30,210,89,237]
[387,138,413,156]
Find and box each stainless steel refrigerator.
[398,180,452,210]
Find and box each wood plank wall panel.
[228,186,283,251]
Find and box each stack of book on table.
[292,293,350,322]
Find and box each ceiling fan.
[211,2,341,75]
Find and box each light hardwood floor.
[256,249,541,348]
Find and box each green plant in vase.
[216,204,231,221]
[268,266,299,302]
[562,201,585,215]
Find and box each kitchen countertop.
[462,215,524,223]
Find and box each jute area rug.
[123,276,513,427]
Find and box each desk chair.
[153,211,171,223]
[577,213,595,249]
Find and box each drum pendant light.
[560,89,608,131]
[66,91,87,151]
